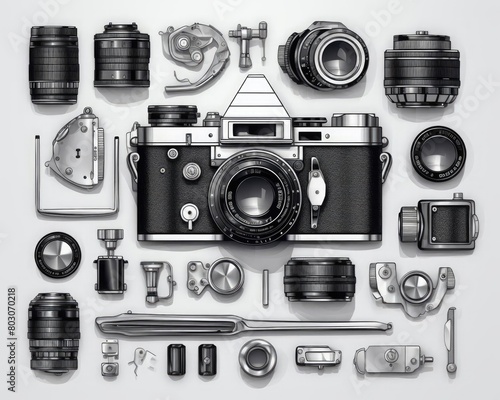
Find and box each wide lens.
[29,26,79,104]
[28,293,80,375]
[94,23,150,87]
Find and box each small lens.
[235,177,275,217]
[421,136,457,172]
[322,40,357,77]
[247,348,269,370]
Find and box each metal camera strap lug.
[354,345,433,374]
[141,262,176,304]
[180,203,199,230]
[307,157,326,229]
[445,307,457,373]
[35,108,119,217]
[380,151,392,183]
[128,348,156,377]
[159,23,230,92]
[369,262,455,318]
[229,22,267,68]
[296,346,342,370]
[101,339,119,377]
[187,258,244,296]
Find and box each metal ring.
[208,258,245,295]
[239,339,277,377]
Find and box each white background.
[1,0,499,398]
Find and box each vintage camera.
[127,74,391,245]
[399,193,479,250]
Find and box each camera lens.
[209,150,301,245]
[284,258,356,301]
[411,126,466,182]
[94,23,150,87]
[28,293,80,375]
[148,105,199,126]
[29,26,79,104]
[278,22,369,90]
[384,31,460,107]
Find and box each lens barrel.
[284,258,356,301]
[148,105,199,127]
[278,22,369,90]
[384,31,460,107]
[29,26,79,104]
[28,293,80,375]
[94,23,150,87]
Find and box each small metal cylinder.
[198,344,217,376]
[167,344,186,376]
[262,269,269,307]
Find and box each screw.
[432,237,436,242]
[388,285,395,293]
[440,273,446,280]
[160,168,165,174]
[65,167,73,175]
[313,172,319,177]
[299,357,305,363]
[406,366,411,372]
[426,304,434,311]
[315,190,320,194]
[189,264,196,271]
[297,349,303,354]
[81,126,88,133]
[325,134,330,139]
[203,357,211,365]
[432,207,437,212]
[411,358,417,365]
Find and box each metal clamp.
[354,345,433,374]
[160,23,230,92]
[101,339,119,377]
[187,258,244,296]
[307,157,326,229]
[229,22,267,68]
[141,262,176,304]
[369,262,455,318]
[445,307,457,373]
[128,348,156,376]
[296,346,341,370]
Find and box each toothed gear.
[97,127,104,182]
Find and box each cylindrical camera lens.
[284,258,356,301]
[29,26,79,105]
[384,31,460,107]
[148,105,199,127]
[278,21,369,91]
[94,23,150,87]
[28,293,80,375]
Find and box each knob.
[398,207,420,242]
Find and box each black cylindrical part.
[167,344,186,376]
[94,23,150,87]
[29,26,79,104]
[28,293,80,375]
[198,344,217,376]
[148,105,199,127]
[284,257,356,301]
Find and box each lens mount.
[411,126,466,182]
[209,150,301,245]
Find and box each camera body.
[127,75,391,245]
[399,192,479,250]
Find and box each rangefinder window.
[231,123,283,138]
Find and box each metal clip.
[160,23,230,92]
[307,157,326,229]
[296,346,341,370]
[141,262,176,304]
[354,345,433,374]
[444,307,457,373]
[128,348,156,377]
[229,22,267,68]
[101,339,119,377]
[380,152,392,184]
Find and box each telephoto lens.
[278,21,369,91]
[28,293,80,375]
[284,258,356,301]
[94,22,150,87]
[29,26,79,104]
[384,31,460,107]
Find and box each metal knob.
[97,229,124,255]
[398,207,420,242]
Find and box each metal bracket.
[229,22,267,68]
[187,259,244,296]
[36,136,119,217]
[445,307,457,373]
[296,346,342,369]
[354,345,433,374]
[141,262,176,304]
[307,157,326,229]
[160,23,230,92]
[127,348,156,377]
[101,339,119,377]
[369,262,455,318]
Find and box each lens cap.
[411,126,466,182]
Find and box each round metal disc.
[400,272,432,304]
[34,232,81,279]
[208,259,244,295]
